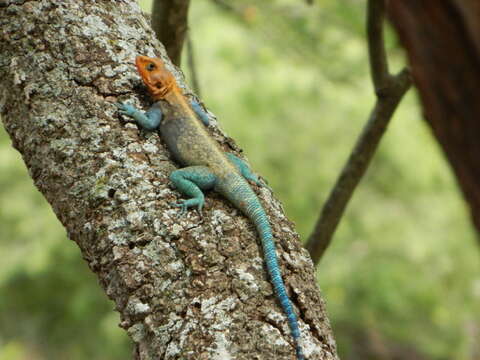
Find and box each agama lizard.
[116,55,304,360]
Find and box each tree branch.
[0,1,338,358]
[306,0,411,265]
[186,32,201,96]
[210,0,238,13]
[367,0,390,92]
[151,0,190,66]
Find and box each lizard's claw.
[115,102,137,117]
[261,181,273,191]
[247,174,271,190]
[251,175,261,187]
[172,201,188,217]
[172,199,204,217]
[256,177,272,191]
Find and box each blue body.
[116,97,304,359]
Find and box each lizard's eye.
[146,63,156,71]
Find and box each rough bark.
[0,1,338,359]
[151,0,190,66]
[387,1,480,238]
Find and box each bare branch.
[306,0,411,264]
[210,0,237,13]
[151,0,190,66]
[367,0,390,92]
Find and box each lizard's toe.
[115,103,136,116]
[253,177,262,187]
[172,202,188,216]
[115,103,128,111]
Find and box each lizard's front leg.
[170,166,217,215]
[116,102,163,130]
[190,99,210,126]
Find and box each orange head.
[135,55,178,100]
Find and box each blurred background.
[1,0,479,359]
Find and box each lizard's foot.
[173,199,204,216]
[225,153,268,188]
[115,102,137,117]
[242,172,271,190]
[249,174,262,187]
[257,178,273,191]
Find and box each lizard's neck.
[163,89,193,115]
[163,89,184,104]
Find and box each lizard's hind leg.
[170,166,217,215]
[225,153,261,186]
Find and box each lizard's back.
[158,98,236,179]
[158,96,268,219]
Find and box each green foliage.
[1,0,479,359]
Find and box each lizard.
[116,55,305,360]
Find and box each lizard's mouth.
[150,84,171,99]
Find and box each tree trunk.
[151,0,190,66]
[387,0,480,238]
[0,1,338,359]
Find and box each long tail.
[247,199,304,360]
[221,174,304,359]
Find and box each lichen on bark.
[0,1,338,359]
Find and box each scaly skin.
[116,56,304,359]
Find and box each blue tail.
[221,174,304,359]
[249,202,305,360]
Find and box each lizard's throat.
[149,83,175,100]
